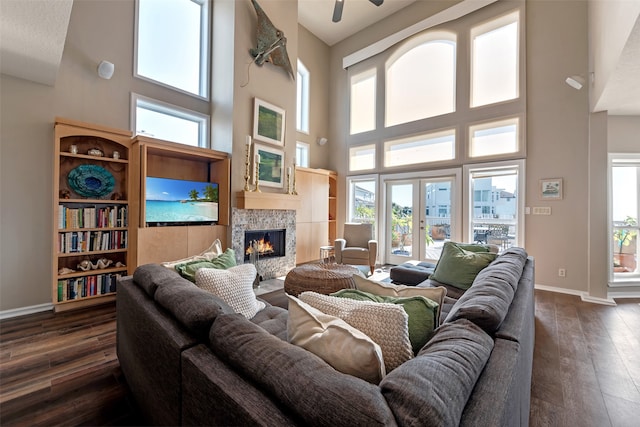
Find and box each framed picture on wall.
[254,143,285,188]
[253,98,285,146]
[540,178,563,200]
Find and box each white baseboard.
[534,284,617,306]
[0,303,53,320]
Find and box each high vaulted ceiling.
[298,0,417,46]
[0,0,638,115]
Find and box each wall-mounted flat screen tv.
[145,177,219,226]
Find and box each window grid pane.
[470,168,519,251]
[470,118,519,157]
[137,0,207,97]
[386,40,456,127]
[297,61,310,133]
[384,129,455,167]
[135,97,206,147]
[349,145,376,171]
[471,13,519,107]
[349,180,376,224]
[350,70,376,135]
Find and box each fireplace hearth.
[244,229,286,261]
[231,208,296,280]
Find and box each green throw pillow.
[454,243,491,253]
[430,242,497,290]
[175,248,236,282]
[331,289,439,355]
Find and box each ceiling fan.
[332,0,384,23]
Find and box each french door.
[385,173,459,265]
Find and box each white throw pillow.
[352,274,446,326]
[287,295,386,384]
[299,292,413,371]
[195,264,265,319]
[161,238,224,269]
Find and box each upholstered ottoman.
[284,264,364,297]
[389,260,437,285]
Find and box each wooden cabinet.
[295,167,336,264]
[329,171,337,243]
[53,118,132,312]
[130,136,230,266]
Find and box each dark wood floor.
[1,290,639,426]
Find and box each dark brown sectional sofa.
[116,247,534,426]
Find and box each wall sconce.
[317,137,328,146]
[97,60,115,80]
[565,75,585,90]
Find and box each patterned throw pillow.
[352,274,446,326]
[195,263,264,319]
[299,292,413,371]
[331,289,439,355]
[287,295,386,384]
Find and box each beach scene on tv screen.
[146,177,219,223]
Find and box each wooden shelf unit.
[130,136,231,266]
[53,118,133,312]
[295,167,337,264]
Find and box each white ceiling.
[298,0,417,47]
[0,0,73,87]
[0,0,638,115]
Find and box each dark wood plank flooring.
[1,290,639,426]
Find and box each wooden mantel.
[236,191,301,210]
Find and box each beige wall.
[325,0,629,297]
[1,0,638,312]
[297,25,331,169]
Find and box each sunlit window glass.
[469,118,519,157]
[135,96,207,147]
[471,12,519,107]
[350,69,376,135]
[136,0,209,97]
[297,60,310,133]
[384,129,455,167]
[349,144,376,171]
[386,36,456,127]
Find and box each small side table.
[319,245,335,264]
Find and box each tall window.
[297,60,310,134]
[610,155,640,281]
[133,94,208,147]
[471,11,519,107]
[386,34,456,127]
[346,4,524,264]
[135,0,210,98]
[296,142,310,168]
[466,161,524,251]
[347,177,377,225]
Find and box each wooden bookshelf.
[53,118,132,312]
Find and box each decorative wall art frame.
[253,98,285,146]
[540,178,563,200]
[254,143,285,188]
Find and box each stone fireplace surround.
[231,208,296,280]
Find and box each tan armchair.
[334,223,377,274]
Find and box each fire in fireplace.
[244,229,286,261]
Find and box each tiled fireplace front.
[231,208,296,280]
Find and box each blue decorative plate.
[67,165,115,198]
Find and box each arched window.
[385,33,456,127]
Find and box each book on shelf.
[57,272,122,302]
[58,205,128,229]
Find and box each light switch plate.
[532,207,551,215]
